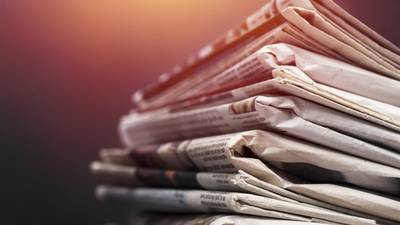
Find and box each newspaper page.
[90,161,238,191]
[127,213,332,225]
[132,0,400,107]
[158,9,400,109]
[98,151,400,224]
[163,67,400,123]
[204,44,400,108]
[136,26,282,111]
[136,16,400,111]
[96,186,377,225]
[120,94,400,169]
[308,0,400,55]
[91,161,400,224]
[275,7,400,79]
[131,45,400,139]
[266,67,400,132]
[164,44,400,111]
[152,66,400,126]
[114,129,400,196]
[132,8,287,109]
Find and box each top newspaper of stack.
[131,0,400,112]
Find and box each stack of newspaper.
[91,0,400,224]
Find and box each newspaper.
[103,130,400,221]
[127,213,332,225]
[143,44,400,122]
[151,67,400,123]
[275,7,400,78]
[96,186,377,225]
[141,12,400,111]
[133,0,400,110]
[91,161,400,224]
[134,13,285,111]
[183,44,400,109]
[120,95,400,169]
[124,45,400,151]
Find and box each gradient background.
[1,0,399,224]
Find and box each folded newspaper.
[91,161,400,224]
[127,213,333,225]
[115,129,400,196]
[162,44,400,114]
[120,95,400,169]
[127,44,400,135]
[101,130,400,221]
[133,0,400,110]
[96,186,379,225]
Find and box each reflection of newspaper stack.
[91,0,400,224]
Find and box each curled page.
[271,44,400,108]
[278,7,400,79]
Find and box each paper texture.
[102,129,400,222]
[96,186,378,225]
[133,0,400,110]
[91,161,400,224]
[120,95,400,169]
[127,213,331,225]
[93,1,400,224]
[124,44,400,142]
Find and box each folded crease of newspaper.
[91,161,400,224]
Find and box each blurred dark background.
[1,0,399,224]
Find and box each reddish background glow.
[1,0,399,224]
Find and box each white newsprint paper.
[133,0,400,110]
[120,95,400,169]
[103,129,400,222]
[96,186,377,225]
[188,44,400,110]
[133,44,400,131]
[91,161,400,225]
